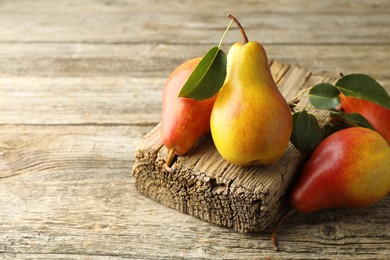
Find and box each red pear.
[340,93,390,144]
[161,58,217,170]
[272,127,390,250]
[291,127,390,214]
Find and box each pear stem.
[164,147,176,173]
[218,19,234,49]
[271,206,295,251]
[228,14,249,43]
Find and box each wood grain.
[2,0,390,14]
[1,0,389,52]
[0,0,389,258]
[1,177,389,259]
[0,43,388,90]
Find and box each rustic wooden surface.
[0,0,389,259]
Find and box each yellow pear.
[210,19,292,165]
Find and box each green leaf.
[309,83,341,109]
[336,74,390,109]
[330,111,374,129]
[178,46,227,100]
[291,110,324,154]
[322,122,349,138]
[323,112,373,138]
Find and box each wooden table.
[0,1,389,258]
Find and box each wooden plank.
[2,0,390,14]
[0,125,150,180]
[0,43,388,91]
[0,77,163,125]
[1,176,388,259]
[133,126,300,233]
[0,12,389,44]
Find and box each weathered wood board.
[133,61,335,233]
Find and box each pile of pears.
[160,15,390,249]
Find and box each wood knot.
[319,223,338,239]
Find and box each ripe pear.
[210,41,292,166]
[161,57,217,170]
[272,127,390,250]
[340,93,390,144]
[290,127,390,214]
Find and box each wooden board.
[132,61,334,233]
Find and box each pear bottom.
[210,103,292,166]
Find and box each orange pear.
[161,58,217,171]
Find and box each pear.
[290,127,390,214]
[161,57,217,171]
[272,127,390,250]
[210,18,292,166]
[340,93,390,144]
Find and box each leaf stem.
[228,14,249,43]
[291,86,313,102]
[330,112,360,127]
[218,19,234,49]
